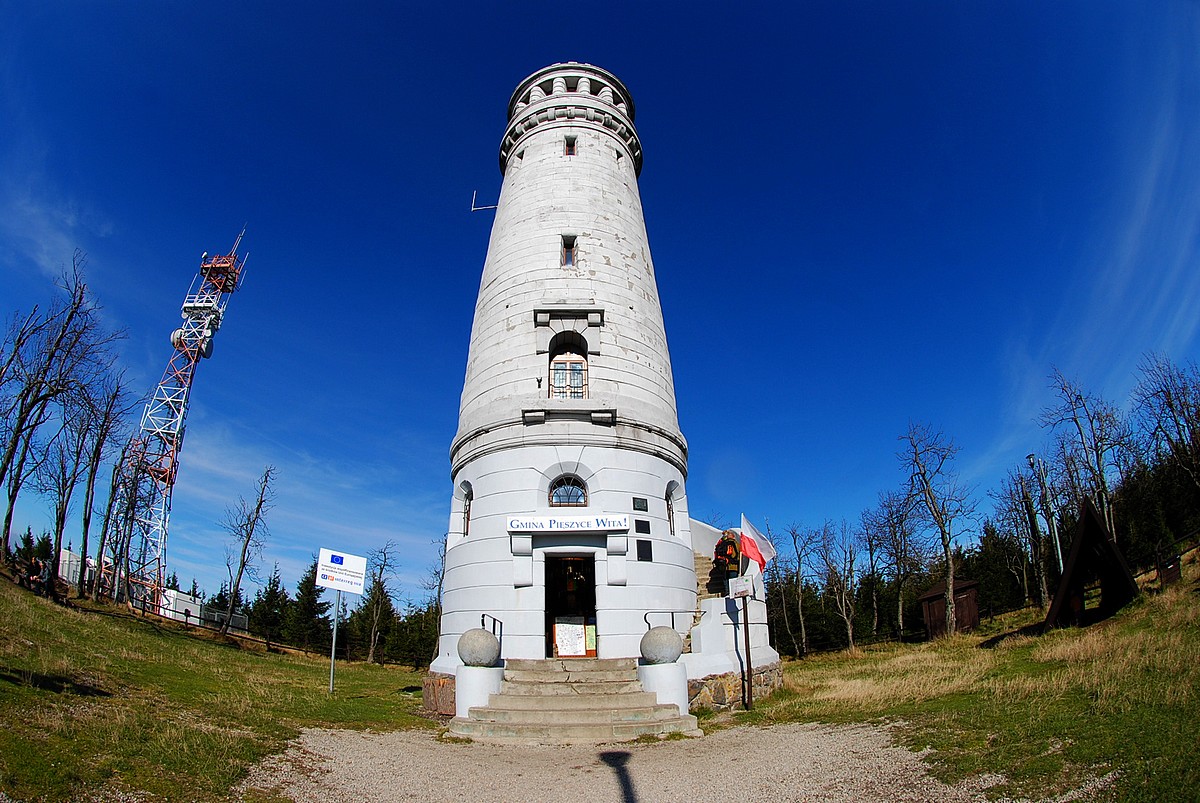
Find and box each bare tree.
[1134,353,1200,494]
[785,523,819,656]
[421,535,448,664]
[816,520,857,649]
[991,469,1048,607]
[75,373,131,597]
[220,466,275,635]
[901,423,976,637]
[856,513,882,636]
[35,390,97,601]
[3,414,52,557]
[1040,369,1128,537]
[0,254,121,556]
[364,540,398,664]
[870,490,924,637]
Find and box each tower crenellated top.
[499,62,642,175]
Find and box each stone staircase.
[447,657,701,744]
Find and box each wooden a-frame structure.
[1044,498,1139,630]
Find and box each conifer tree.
[249,563,290,651]
[283,558,331,653]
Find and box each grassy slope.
[737,550,1200,802]
[0,580,433,802]
[2,554,1197,802]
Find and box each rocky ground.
[239,722,1114,803]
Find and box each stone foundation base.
[686,661,782,712]
[423,670,456,716]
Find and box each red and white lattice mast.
[107,232,245,605]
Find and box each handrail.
[643,610,686,631]
[480,613,504,639]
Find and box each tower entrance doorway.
[545,555,597,658]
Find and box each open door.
[545,556,596,658]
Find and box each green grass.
[3,557,1198,802]
[738,552,1200,801]
[0,579,434,802]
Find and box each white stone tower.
[431,63,697,675]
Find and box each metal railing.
[643,610,687,631]
[480,613,503,640]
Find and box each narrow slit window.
[564,135,577,156]
[561,235,577,267]
[462,487,473,537]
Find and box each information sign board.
[316,548,367,595]
[728,576,753,599]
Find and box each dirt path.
[239,722,1102,803]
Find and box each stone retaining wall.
[686,661,783,712]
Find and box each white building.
[429,63,779,710]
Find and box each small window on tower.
[549,350,587,399]
[549,475,588,507]
[561,235,577,267]
[564,135,577,156]
[459,482,474,538]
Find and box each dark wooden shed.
[919,578,980,639]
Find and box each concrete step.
[486,691,660,710]
[448,654,703,745]
[500,679,645,695]
[504,657,636,673]
[447,714,702,745]
[504,667,638,684]
[467,704,682,725]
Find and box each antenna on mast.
[471,190,498,212]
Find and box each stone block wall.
[686,661,783,712]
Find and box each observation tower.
[430,64,778,713]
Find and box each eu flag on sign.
[331,554,344,565]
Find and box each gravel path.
[238,723,1108,803]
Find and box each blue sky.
[3,2,1198,603]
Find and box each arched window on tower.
[548,331,587,399]
[549,475,587,507]
[666,490,675,538]
[462,485,473,538]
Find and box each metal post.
[1027,454,1063,573]
[328,589,341,694]
[741,595,754,710]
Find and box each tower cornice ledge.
[499,97,642,175]
[498,62,642,175]
[449,415,688,479]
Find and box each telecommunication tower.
[105,232,246,605]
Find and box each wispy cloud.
[166,415,448,600]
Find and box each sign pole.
[329,589,341,695]
[742,593,754,710]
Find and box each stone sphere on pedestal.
[458,628,501,667]
[639,626,683,664]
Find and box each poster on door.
[554,616,587,657]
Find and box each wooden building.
[919,578,980,639]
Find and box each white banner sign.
[316,548,367,595]
[506,514,630,533]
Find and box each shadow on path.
[600,750,637,803]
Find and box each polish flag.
[740,514,776,573]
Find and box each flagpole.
[742,592,754,710]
